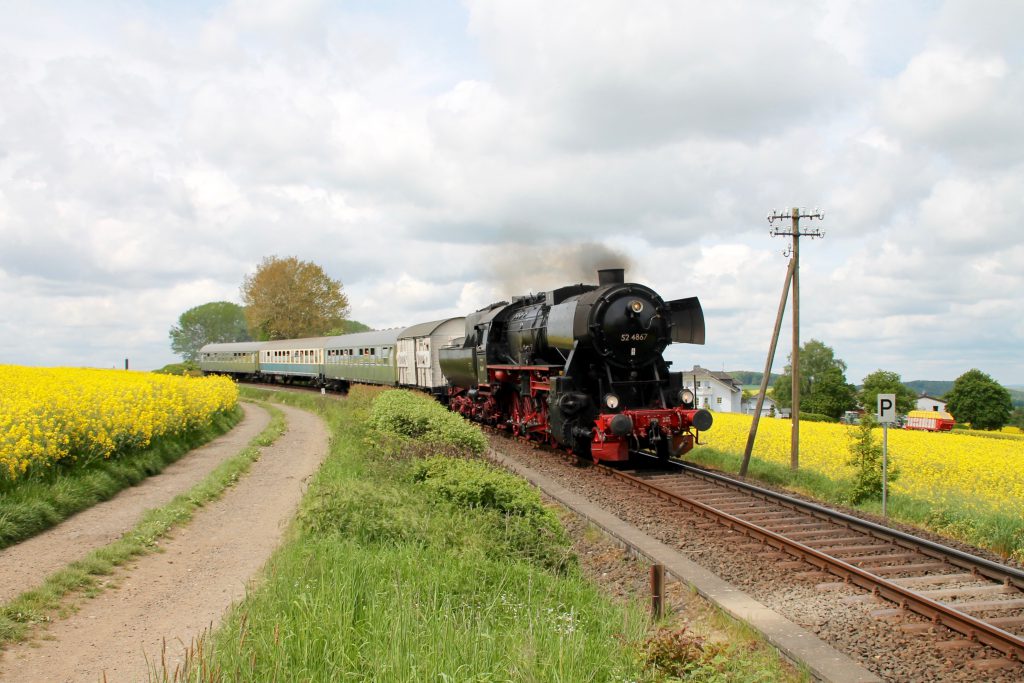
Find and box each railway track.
[233,382,1023,673]
[602,455,1024,668]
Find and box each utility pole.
[768,207,824,470]
[740,258,795,476]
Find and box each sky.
[1,0,1022,386]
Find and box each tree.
[169,301,251,361]
[772,339,857,419]
[859,370,918,416]
[944,369,1013,430]
[802,365,858,418]
[241,256,351,340]
[328,319,372,335]
[845,415,899,504]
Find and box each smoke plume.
[485,241,635,297]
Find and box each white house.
[741,393,781,418]
[916,393,948,413]
[680,365,743,412]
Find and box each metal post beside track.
[650,563,665,621]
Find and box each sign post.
[877,394,896,517]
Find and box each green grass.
[687,446,1024,562]
[173,388,803,682]
[0,402,286,645]
[0,407,243,549]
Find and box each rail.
[598,457,1024,662]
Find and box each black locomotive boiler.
[439,268,713,462]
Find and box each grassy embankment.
[174,386,802,682]
[0,402,286,645]
[692,413,1024,562]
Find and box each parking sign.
[877,394,896,424]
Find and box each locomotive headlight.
[629,300,644,314]
[604,393,620,410]
[679,388,695,405]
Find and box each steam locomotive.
[199,268,712,463]
[439,268,712,461]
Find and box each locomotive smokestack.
[598,268,625,285]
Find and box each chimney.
[598,268,624,285]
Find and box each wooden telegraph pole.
[769,208,824,470]
[740,258,795,476]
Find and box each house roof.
[686,365,742,392]
[917,393,947,402]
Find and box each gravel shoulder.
[0,403,329,682]
[489,436,1023,682]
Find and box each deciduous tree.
[859,370,918,416]
[169,301,251,361]
[772,339,856,419]
[241,256,350,340]
[944,369,1013,430]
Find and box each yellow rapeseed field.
[0,366,237,482]
[703,413,1024,517]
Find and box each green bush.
[368,390,486,454]
[412,457,542,517]
[300,480,428,546]
[846,416,899,505]
[412,456,575,573]
[799,412,838,423]
[153,361,201,376]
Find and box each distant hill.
[729,371,781,389]
[903,380,954,397]
[904,380,1024,407]
[331,321,372,333]
[730,374,1023,407]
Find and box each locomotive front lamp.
[604,393,620,410]
[630,300,644,314]
[679,388,695,405]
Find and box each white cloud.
[879,46,1024,166]
[0,0,1022,385]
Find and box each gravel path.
[0,403,270,605]
[0,404,328,683]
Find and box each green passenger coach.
[198,341,266,379]
[323,329,402,388]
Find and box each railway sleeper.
[806,539,886,552]
[687,492,750,504]
[732,509,797,520]
[770,524,840,537]
[890,572,977,587]
[940,597,1024,613]
[967,657,1023,672]
[868,561,952,575]
[842,551,923,565]
[711,503,776,514]
[916,584,1015,601]
[778,528,851,540]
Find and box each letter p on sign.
[877,394,896,424]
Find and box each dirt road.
[0,403,329,682]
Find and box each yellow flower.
[0,366,237,483]
[702,413,1023,517]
